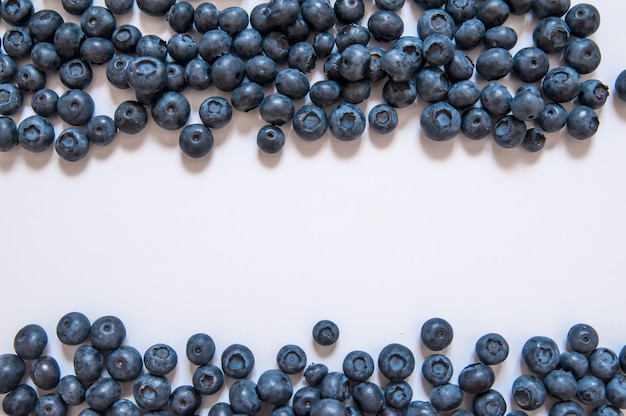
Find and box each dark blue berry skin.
[506,0,532,14]
[184,58,211,90]
[474,390,506,416]
[275,68,310,100]
[0,54,17,83]
[35,394,67,416]
[168,1,194,33]
[1,0,33,25]
[167,34,199,64]
[417,8,455,40]
[310,80,341,108]
[62,0,92,16]
[368,104,399,135]
[481,82,512,116]
[447,80,481,110]
[257,369,293,405]
[244,55,277,86]
[563,38,601,75]
[484,26,517,50]
[319,372,351,402]
[368,10,404,42]
[17,115,55,153]
[329,103,366,141]
[0,116,17,152]
[313,32,335,58]
[114,101,147,134]
[533,0,570,19]
[312,320,340,346]
[221,344,255,379]
[193,364,224,394]
[549,401,585,416]
[382,48,418,83]
[186,333,216,366]
[218,6,249,36]
[86,377,121,412]
[512,375,547,410]
[28,10,63,43]
[0,354,26,394]
[405,400,439,416]
[560,351,589,379]
[538,103,568,133]
[15,64,45,93]
[493,115,526,148]
[210,54,245,92]
[293,386,322,416]
[522,336,561,375]
[341,80,371,104]
[293,104,328,141]
[458,363,495,394]
[249,3,273,34]
[615,71,626,103]
[522,127,546,152]
[151,91,191,130]
[476,0,509,28]
[53,22,85,61]
[136,0,174,16]
[136,35,168,61]
[73,345,104,385]
[89,316,126,353]
[260,93,295,126]
[421,318,453,351]
[544,369,577,401]
[106,345,143,382]
[533,17,570,54]
[274,405,296,416]
[31,42,61,72]
[170,385,201,416]
[455,18,485,50]
[445,50,474,82]
[590,348,620,382]
[567,105,599,140]
[302,0,337,31]
[266,0,300,27]
[353,382,385,414]
[57,89,94,127]
[80,6,116,38]
[112,24,142,53]
[3,27,33,59]
[445,0,477,23]
[261,31,291,64]
[511,85,544,122]
[230,379,262,415]
[199,96,232,129]
[431,384,463,411]
[377,344,414,382]
[232,28,263,60]
[194,2,219,33]
[305,363,329,387]
[385,381,413,409]
[209,402,234,416]
[287,42,317,73]
[423,34,455,67]
[577,375,606,406]
[342,350,374,382]
[416,67,449,103]
[512,47,549,83]
[334,0,364,24]
[108,399,140,416]
[133,374,171,411]
[565,4,600,38]
[338,44,370,82]
[476,48,513,81]
[257,125,285,154]
[311,398,346,416]
[475,333,509,365]
[57,375,86,406]
[592,405,623,416]
[462,108,492,140]
[59,58,93,89]
[392,36,425,73]
[86,115,116,146]
[105,0,134,14]
[578,80,609,110]
[14,324,48,360]
[143,343,178,376]
[30,355,61,390]
[127,56,167,94]
[277,345,307,375]
[31,88,58,117]
[421,102,462,141]
[422,354,453,387]
[607,375,626,408]
[2,383,37,415]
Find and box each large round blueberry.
[170,385,201,416]
[2,383,37,415]
[292,105,328,141]
[578,79,609,110]
[481,82,512,116]
[492,115,526,148]
[378,343,414,382]
[89,316,126,352]
[476,48,513,81]
[73,345,103,385]
[0,116,18,152]
[522,336,561,375]
[106,345,143,382]
[560,351,590,379]
[0,354,26,394]
[382,80,417,108]
[565,4,600,38]
[343,350,374,382]
[385,381,413,409]
[420,104,461,141]
[458,363,495,394]
[14,324,48,360]
[473,389,506,416]
[144,343,177,376]
[543,63,583,104]
[221,344,255,379]
[229,379,262,415]
[319,372,351,401]
[57,89,94,127]
[533,17,570,54]
[567,106,599,140]
[368,104,399,135]
[35,394,66,416]
[151,91,191,131]
[277,345,307,375]
[211,54,246,92]
[199,96,232,129]
[257,369,293,405]
[422,354,453,387]
[475,333,509,365]
[329,103,366,141]
[55,128,90,162]
[133,374,171,411]
[462,108,492,140]
[543,369,577,401]
[85,377,121,412]
[512,47,549,83]
[17,115,55,153]
[549,400,585,416]
[512,375,547,410]
[538,103,568,133]
[0,83,23,116]
[304,363,329,387]
[563,38,601,75]
[257,125,286,154]
[430,383,463,411]
[114,101,148,135]
[193,364,224,395]
[353,381,384,414]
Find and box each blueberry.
[592,405,623,416]
[512,375,547,410]
[461,108,492,140]
[445,50,474,82]
[143,343,178,376]
[168,1,195,33]
[218,6,249,36]
[578,80,609,110]
[607,375,626,408]
[293,386,322,416]
[319,371,351,401]
[458,363,495,394]
[108,399,140,416]
[341,80,371,104]
[493,115,526,148]
[106,345,143,382]
[475,333,509,365]
[384,381,413,409]
[61,0,93,15]
[416,66,450,103]
[445,0,477,23]
[304,363,329,387]
[533,0,570,19]
[417,8,455,40]
[334,0,364,24]
[275,68,310,100]
[133,374,171,411]
[447,80,481,110]
[560,351,590,379]
[421,318,454,350]
[405,400,439,416]
[455,18,485,50]
[309,80,341,108]
[53,22,85,61]
[210,53,245,92]
[14,324,48,360]
[391,36,425,74]
[136,35,168,61]
[184,58,212,90]
[549,401,585,416]
[301,0,337,31]
[30,42,61,73]
[577,375,606,406]
[422,354,453,387]
[170,385,201,416]
[276,345,307,375]
[313,32,335,58]
[35,394,66,416]
[423,34,455,67]
[310,398,346,416]
[244,55,278,86]
[353,381,384,414]
[59,58,93,89]
[381,49,417,83]
[0,354,25,394]
[293,104,328,141]
[256,125,285,154]
[256,369,293,405]
[1,0,33,25]
[15,64,46,93]
[312,320,340,346]
[329,103,366,141]
[567,105,599,140]
[221,344,254,379]
[199,96,232,129]
[167,34,199,64]
[232,28,263,59]
[342,350,374,382]
[267,0,300,27]
[258,94,293,127]
[484,26,517,50]
[208,402,234,416]
[192,364,224,394]
[473,389,506,416]
[543,369,577,401]
[533,17,570,54]
[55,127,89,162]
[151,91,191,130]
[185,333,216,366]
[589,348,620,382]
[17,115,55,153]
[31,88,58,117]
[230,379,262,415]
[522,336,561,375]
[2,384,37,416]
[522,127,547,153]
[0,116,18,152]
[481,82,512,116]
[367,10,404,42]
[111,24,142,53]
[368,104,399,135]
[55,375,85,407]
[565,4,600,38]
[476,48,513,81]
[0,54,17,83]
[3,27,34,59]
[105,0,133,14]
[511,85,545,122]
[338,44,371,82]
[114,101,148,134]
[86,377,121,412]
[194,2,219,33]
[136,0,174,16]
[476,0,509,28]
[80,6,116,38]
[89,315,126,352]
[507,0,533,14]
[615,70,626,102]
[538,103,568,133]
[127,56,167,94]
[335,24,370,52]
[261,31,291,64]
[73,345,103,385]
[429,383,463,411]
[86,115,116,146]
[512,47,549,83]
[563,38,601,75]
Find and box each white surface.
[1,0,626,415]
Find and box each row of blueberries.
[2,314,626,416]
[0,0,623,161]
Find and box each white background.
[1,0,626,415]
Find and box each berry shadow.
[611,97,626,122]
[292,134,328,158]
[311,339,338,360]
[257,149,282,168]
[330,136,361,158]
[0,148,19,171]
[23,147,54,170]
[181,152,213,173]
[460,136,489,156]
[59,155,90,176]
[418,132,455,160]
[90,142,117,161]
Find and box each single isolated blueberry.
[257,125,286,154]
[368,104,399,135]
[421,318,454,350]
